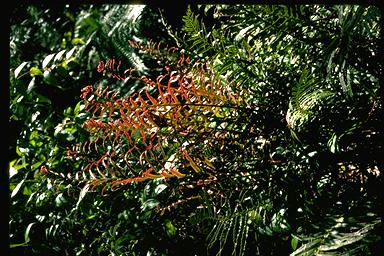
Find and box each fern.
[100,5,173,76]
[192,191,251,256]
[182,5,200,37]
[33,5,382,255]
[182,6,201,48]
[291,216,382,255]
[286,70,335,130]
[181,5,292,95]
[190,190,278,256]
[57,55,254,192]
[181,6,217,56]
[101,6,142,66]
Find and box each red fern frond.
[65,52,254,192]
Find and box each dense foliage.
[10,4,382,255]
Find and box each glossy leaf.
[24,222,36,243]
[11,179,25,198]
[42,53,55,68]
[54,49,67,62]
[14,62,28,79]
[29,67,43,76]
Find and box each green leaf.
[72,37,85,45]
[31,160,44,171]
[16,146,23,157]
[328,133,339,153]
[27,77,35,93]
[56,66,69,77]
[55,193,68,207]
[155,184,167,195]
[76,183,90,208]
[66,47,76,59]
[42,53,55,68]
[14,62,29,79]
[10,243,29,248]
[43,70,58,85]
[142,199,159,211]
[23,184,33,196]
[74,101,82,117]
[66,59,79,69]
[65,107,72,115]
[64,11,75,22]
[9,160,28,172]
[54,49,67,62]
[25,223,35,243]
[11,179,25,198]
[291,236,299,250]
[165,219,177,237]
[29,67,43,76]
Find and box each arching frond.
[286,70,335,130]
[291,215,382,256]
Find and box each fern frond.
[68,58,252,192]
[182,5,215,58]
[291,217,382,256]
[182,5,201,38]
[286,70,335,130]
[192,190,271,256]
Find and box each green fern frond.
[182,5,216,58]
[207,208,251,256]
[286,70,335,130]
[192,191,272,256]
[291,217,382,256]
[101,5,173,76]
[182,5,200,36]
[181,5,267,92]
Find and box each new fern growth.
[56,46,254,193]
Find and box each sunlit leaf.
[154,184,167,195]
[54,49,67,62]
[66,47,77,59]
[141,199,159,211]
[11,179,25,198]
[29,67,43,76]
[27,77,35,93]
[72,37,85,45]
[24,222,36,243]
[76,183,90,208]
[42,53,55,68]
[14,61,28,79]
